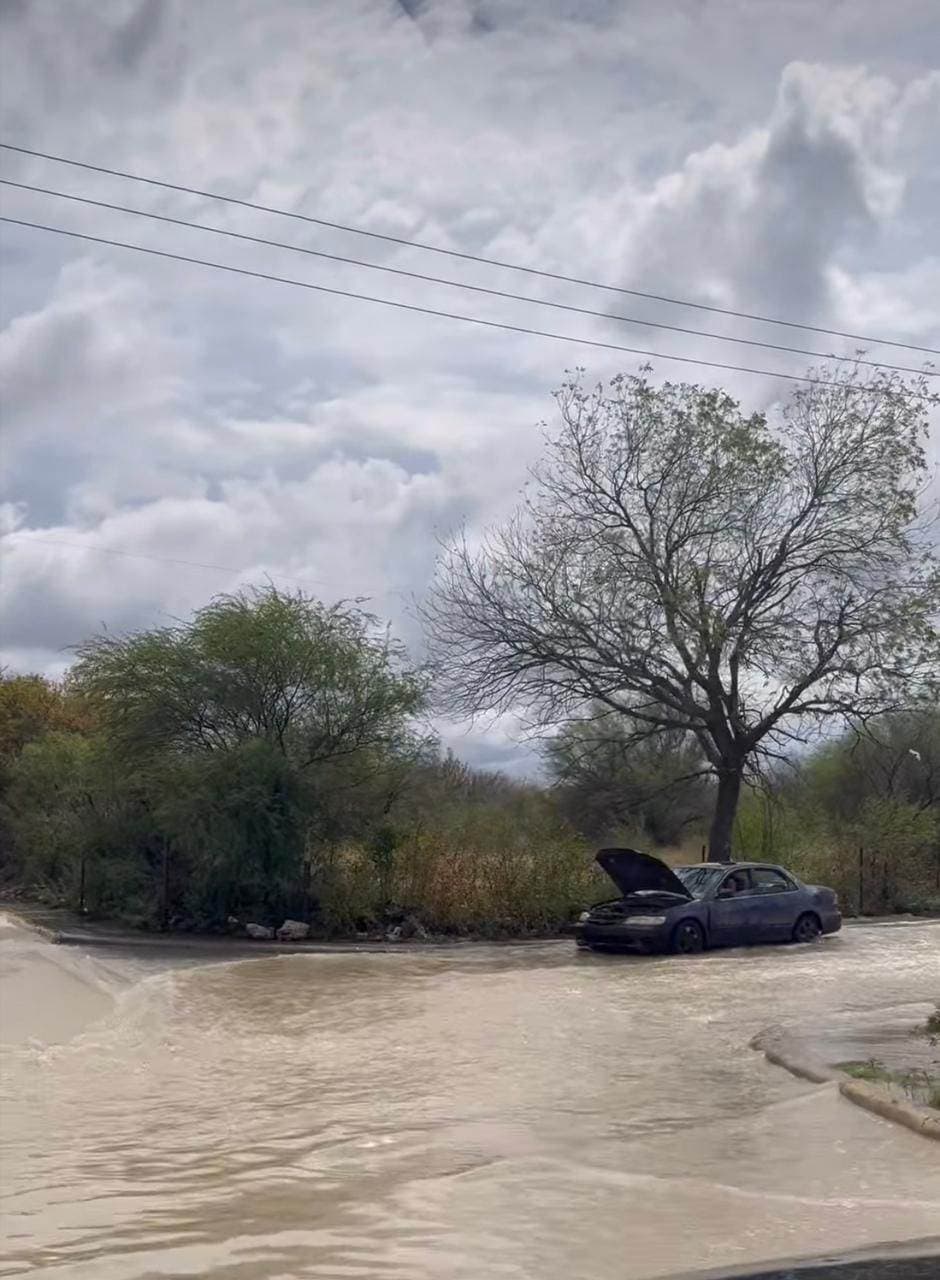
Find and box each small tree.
[69,587,428,923]
[797,709,940,821]
[2,732,154,914]
[422,366,940,860]
[0,673,92,761]
[73,586,425,767]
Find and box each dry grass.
[314,827,604,935]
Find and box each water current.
[1,913,938,1278]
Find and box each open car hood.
[595,848,692,899]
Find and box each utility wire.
[5,535,403,598]
[3,214,934,400]
[2,140,937,357]
[2,177,931,378]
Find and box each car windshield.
[675,865,726,898]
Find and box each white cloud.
[0,258,183,442]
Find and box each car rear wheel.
[792,912,822,944]
[672,919,705,955]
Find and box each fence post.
[161,842,170,932]
[858,846,864,916]
[79,852,86,914]
[302,858,311,921]
[701,844,707,863]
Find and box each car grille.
[588,906,630,924]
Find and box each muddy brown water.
[1,914,938,1279]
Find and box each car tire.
[671,919,706,955]
[792,912,822,944]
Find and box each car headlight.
[627,915,667,926]
[577,910,590,923]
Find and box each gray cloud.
[745,90,875,313]
[617,62,937,337]
[108,0,167,70]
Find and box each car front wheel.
[792,912,822,944]
[672,919,706,955]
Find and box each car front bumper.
[575,920,672,951]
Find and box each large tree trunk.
[708,767,742,862]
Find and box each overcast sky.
[1,0,938,773]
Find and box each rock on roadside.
[385,916,429,942]
[276,919,310,941]
[245,923,274,940]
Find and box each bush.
[154,741,309,928]
[2,731,158,920]
[311,808,602,936]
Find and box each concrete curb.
[753,1024,845,1085]
[1,909,59,944]
[48,928,564,954]
[752,1025,940,1142]
[1,905,567,957]
[838,1078,940,1142]
[750,1026,839,1085]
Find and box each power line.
[3,214,933,399]
[3,140,937,358]
[4,535,403,598]
[2,177,931,378]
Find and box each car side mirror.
[717,887,735,899]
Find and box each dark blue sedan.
[575,848,842,955]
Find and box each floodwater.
[1,913,938,1279]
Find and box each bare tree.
[422,366,940,860]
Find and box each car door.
[707,870,756,946]
[748,866,802,942]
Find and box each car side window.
[751,867,794,894]
[718,870,753,897]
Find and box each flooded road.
[1,915,939,1279]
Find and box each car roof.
[678,861,787,871]
[729,861,788,870]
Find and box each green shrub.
[838,1059,893,1083]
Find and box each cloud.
[108,0,167,71]
[0,448,470,649]
[0,258,183,442]
[622,61,938,326]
